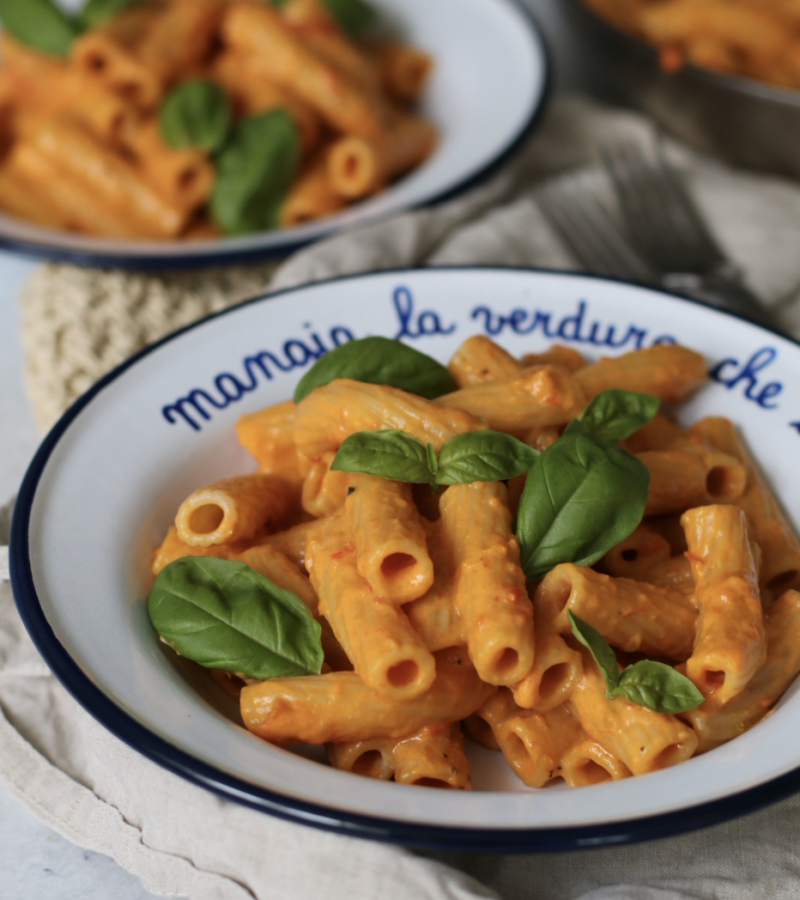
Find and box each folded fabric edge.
[0,701,257,900]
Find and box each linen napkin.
[4,95,800,900]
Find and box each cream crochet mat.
[6,96,800,900]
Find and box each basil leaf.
[159,79,232,154]
[322,0,376,36]
[331,430,435,483]
[294,336,458,404]
[569,611,704,714]
[148,556,323,679]
[567,389,660,442]
[567,611,620,691]
[516,430,649,580]
[80,0,141,28]
[611,661,705,714]
[0,0,80,57]
[436,430,539,485]
[210,109,300,236]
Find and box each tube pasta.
[306,511,436,700]
[175,474,297,547]
[240,646,495,745]
[404,519,464,652]
[148,337,800,794]
[537,563,698,660]
[437,365,586,435]
[301,452,350,517]
[560,740,632,787]
[447,335,524,388]
[689,416,800,597]
[280,150,347,227]
[574,344,707,401]
[520,344,587,373]
[236,400,303,486]
[222,1,388,140]
[473,690,586,788]
[327,722,471,789]
[683,589,800,752]
[442,481,535,685]
[568,650,698,775]
[293,378,484,459]
[681,505,766,704]
[510,626,583,711]
[365,40,433,101]
[346,474,434,603]
[327,112,436,199]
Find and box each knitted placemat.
[19,261,280,433]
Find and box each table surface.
[0,2,609,896]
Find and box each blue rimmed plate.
[0,0,548,269]
[10,268,800,851]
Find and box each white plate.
[0,0,548,269]
[11,268,800,850]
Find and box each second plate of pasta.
[11,267,800,850]
[0,0,547,268]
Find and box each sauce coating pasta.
[148,335,800,791]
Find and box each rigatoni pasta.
[147,332,800,794]
[0,0,437,240]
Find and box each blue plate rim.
[10,265,800,852]
[0,0,551,271]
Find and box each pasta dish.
[581,0,800,90]
[146,334,800,790]
[0,0,436,239]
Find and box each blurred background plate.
[0,0,548,269]
[562,0,800,181]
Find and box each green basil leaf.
[80,0,141,29]
[147,556,323,679]
[0,0,80,57]
[516,430,649,580]
[567,611,620,691]
[293,336,458,404]
[611,661,705,714]
[330,430,435,483]
[210,109,300,236]
[321,0,376,36]
[436,430,539,485]
[159,79,232,154]
[567,389,660,442]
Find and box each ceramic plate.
[11,268,800,851]
[0,0,548,269]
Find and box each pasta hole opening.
[381,553,416,580]
[462,713,499,750]
[412,777,451,789]
[351,750,385,778]
[108,113,126,140]
[85,53,108,73]
[538,663,571,703]
[188,504,224,535]
[116,81,144,103]
[570,760,610,787]
[767,569,800,595]
[387,659,419,688]
[343,152,359,180]
[178,167,199,192]
[494,648,519,676]
[621,549,638,562]
[702,669,726,690]
[652,742,684,770]
[706,466,741,499]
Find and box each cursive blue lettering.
[393,286,456,340]
[163,325,356,431]
[710,347,783,409]
[470,299,670,349]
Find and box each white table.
[0,2,587,895]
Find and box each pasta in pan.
[0,0,436,240]
[147,334,800,791]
